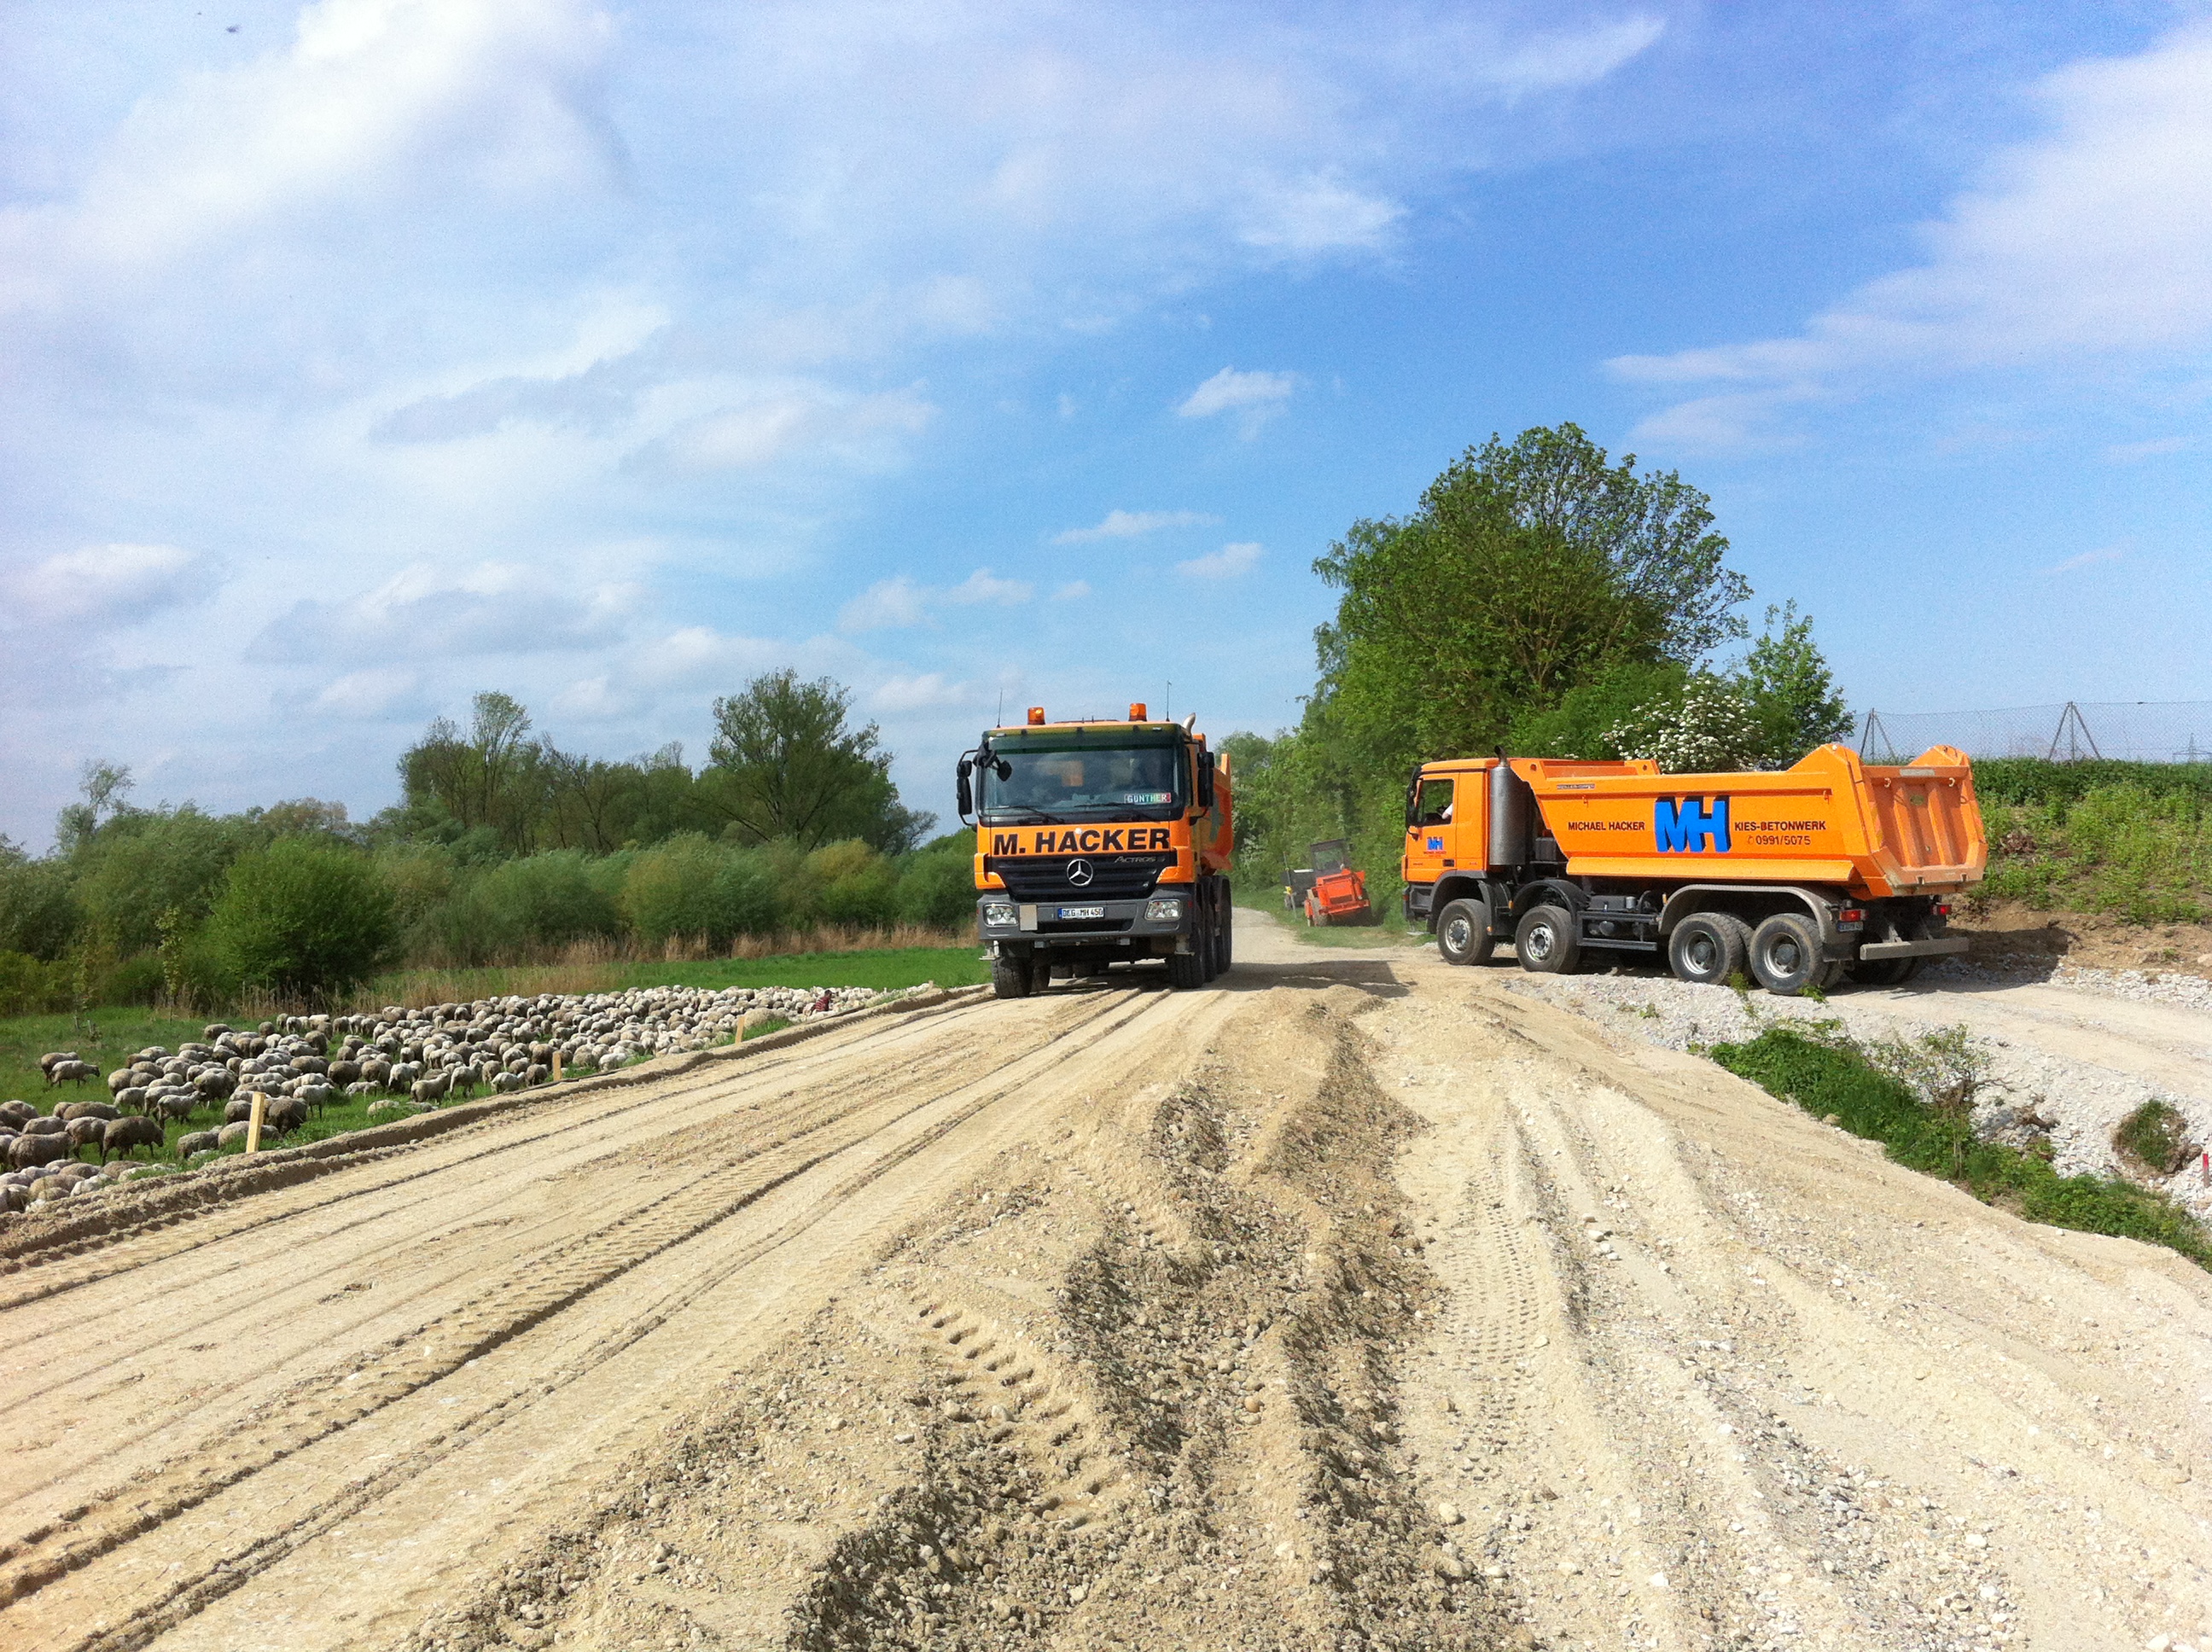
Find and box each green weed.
[1712,1026,2211,1270]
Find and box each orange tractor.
[1301,840,1372,926]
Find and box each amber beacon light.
[1128,702,1148,720]
[1027,707,1046,725]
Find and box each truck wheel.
[1167,949,1206,989]
[991,954,1034,1000]
[1846,956,1922,987]
[1748,913,1823,995]
[1220,901,1235,971]
[1435,899,1495,966]
[1200,894,1222,981]
[1515,905,1580,974]
[1667,913,1749,986]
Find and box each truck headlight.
[1144,897,1184,922]
[983,903,1017,928]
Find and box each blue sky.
[3,1,2209,847]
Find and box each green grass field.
[0,945,986,1117]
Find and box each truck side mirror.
[955,757,974,817]
[1197,750,1215,810]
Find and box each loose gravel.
[1500,967,2212,1222]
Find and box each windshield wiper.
[985,810,1071,825]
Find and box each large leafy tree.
[704,671,933,852]
[1312,423,1749,771]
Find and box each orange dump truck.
[959,703,1233,998]
[1400,743,1986,992]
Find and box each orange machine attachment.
[1302,840,1371,926]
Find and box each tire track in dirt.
[0,992,1105,1515]
[0,987,1165,1637]
[0,995,992,1314]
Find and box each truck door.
[1404,773,1458,885]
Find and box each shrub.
[623,835,778,948]
[896,848,976,928]
[810,840,898,928]
[73,807,256,951]
[0,950,72,1015]
[2114,1100,2197,1177]
[0,856,79,961]
[208,839,399,996]
[474,851,623,951]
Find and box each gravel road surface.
[2,916,2207,1652]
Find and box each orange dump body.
[1511,742,1984,899]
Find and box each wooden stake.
[244,1091,267,1155]
[552,1050,563,1082]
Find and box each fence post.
[244,1091,267,1155]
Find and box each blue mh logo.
[1654,795,1731,853]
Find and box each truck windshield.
[980,743,1186,823]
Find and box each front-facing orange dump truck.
[958,704,1233,999]
[1400,743,1985,992]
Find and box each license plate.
[1057,905,1105,921]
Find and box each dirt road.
[3,918,2208,1652]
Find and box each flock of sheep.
[1,981,884,1213]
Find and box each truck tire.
[991,953,1035,1000]
[1435,899,1495,967]
[1515,905,1580,974]
[1667,912,1749,986]
[1847,956,1923,987]
[1748,913,1823,995]
[1220,900,1235,972]
[1167,948,1206,989]
[1200,890,1222,981]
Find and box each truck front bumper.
[976,892,1197,956]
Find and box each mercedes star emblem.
[1066,858,1095,887]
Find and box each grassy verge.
[1712,1025,2212,1270]
[1978,782,2209,924]
[1,945,983,1107]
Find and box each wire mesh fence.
[1860,701,2212,765]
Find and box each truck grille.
[987,852,1173,904]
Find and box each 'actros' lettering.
[1653,795,1732,854]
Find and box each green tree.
[1738,602,1853,765]
[704,671,934,852]
[1312,423,1749,771]
[0,843,79,961]
[208,839,398,996]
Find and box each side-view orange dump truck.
[1400,743,1986,992]
[959,703,1233,999]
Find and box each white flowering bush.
[1602,675,1769,772]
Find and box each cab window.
[1413,778,1455,828]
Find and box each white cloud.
[1178,367,1297,421]
[1610,24,2212,445]
[1240,174,1405,254]
[1053,580,1092,601]
[3,543,213,626]
[2104,435,2191,462]
[841,567,1033,631]
[0,0,619,303]
[265,559,642,660]
[1177,541,1262,579]
[643,385,936,474]
[310,666,428,720]
[946,567,1033,606]
[1052,509,1219,544]
[2040,544,2126,575]
[870,672,981,713]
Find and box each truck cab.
[962,704,1233,999]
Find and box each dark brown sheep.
[9,1132,70,1171]
[102,1116,166,1162]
